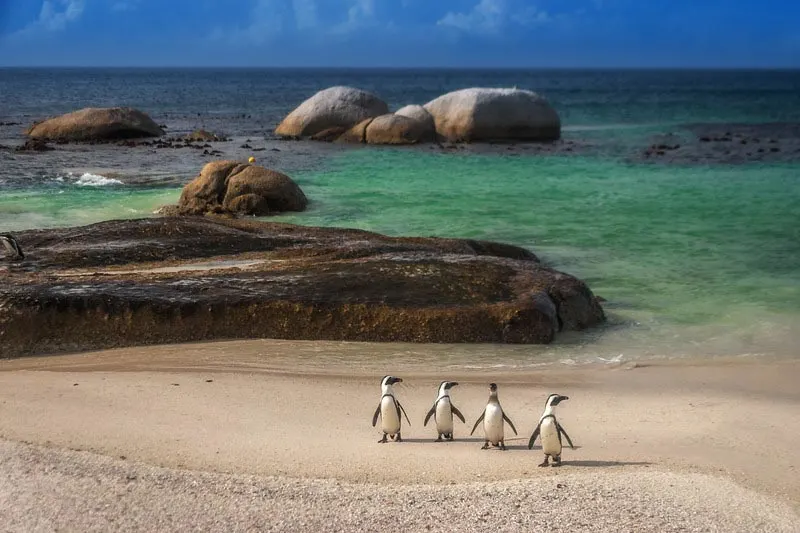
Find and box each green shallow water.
[3,149,800,364]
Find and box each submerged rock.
[15,139,54,152]
[275,86,389,138]
[424,88,561,142]
[0,217,605,357]
[174,160,307,216]
[26,107,164,142]
[185,129,226,142]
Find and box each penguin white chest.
[540,417,562,456]
[380,396,401,434]
[435,398,453,433]
[484,404,504,444]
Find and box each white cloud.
[292,0,318,29]
[330,0,375,34]
[217,0,326,44]
[438,0,549,33]
[15,0,85,35]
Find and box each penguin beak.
[450,382,459,388]
[392,377,403,384]
[560,395,569,401]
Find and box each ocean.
[1,68,799,368]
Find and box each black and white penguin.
[528,393,575,467]
[423,381,466,441]
[0,233,24,260]
[470,383,517,450]
[372,375,411,443]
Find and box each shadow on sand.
[564,460,652,468]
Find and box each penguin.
[372,375,411,443]
[423,381,466,441]
[470,383,517,450]
[528,393,575,467]
[1,233,24,260]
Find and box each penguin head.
[381,375,403,387]
[488,383,498,395]
[546,393,569,408]
[438,381,458,396]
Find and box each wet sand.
[0,343,798,531]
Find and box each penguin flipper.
[396,400,412,426]
[372,404,381,427]
[424,404,436,427]
[451,404,466,424]
[470,412,485,436]
[557,422,575,449]
[528,423,541,449]
[502,412,518,435]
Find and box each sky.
[0,0,798,68]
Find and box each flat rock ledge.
[0,217,604,358]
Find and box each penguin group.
[372,376,576,466]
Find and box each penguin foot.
[552,456,562,467]
[538,456,550,467]
[500,441,507,451]
[447,434,454,441]
[378,435,388,443]
[396,433,403,443]
[481,442,490,450]
[435,436,443,442]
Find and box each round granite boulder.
[176,160,307,216]
[424,88,560,142]
[26,107,164,142]
[275,86,389,138]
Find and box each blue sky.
[0,0,798,67]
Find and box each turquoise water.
[4,148,798,363]
[278,150,800,325]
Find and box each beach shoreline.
[1,342,798,531]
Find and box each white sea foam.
[74,173,123,187]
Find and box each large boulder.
[0,217,605,357]
[424,88,560,142]
[26,107,164,142]
[176,160,307,216]
[365,113,435,145]
[275,87,389,138]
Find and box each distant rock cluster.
[274,86,562,145]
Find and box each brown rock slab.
[0,217,605,357]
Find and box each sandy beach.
[0,341,798,532]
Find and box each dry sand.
[1,341,799,532]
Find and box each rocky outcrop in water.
[26,107,164,142]
[169,160,307,216]
[424,88,561,142]
[0,217,605,358]
[276,87,561,144]
[275,87,389,138]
